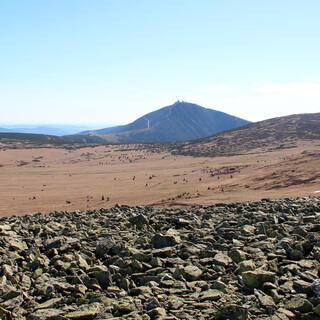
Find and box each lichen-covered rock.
[129,214,149,228]
[284,296,313,313]
[0,197,319,319]
[173,264,203,282]
[241,270,276,289]
[213,252,232,267]
[199,289,223,301]
[28,308,64,320]
[151,233,180,249]
[236,260,256,274]
[215,304,248,320]
[229,249,247,263]
[314,304,320,316]
[148,307,166,319]
[312,279,320,297]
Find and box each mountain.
[0,126,69,136]
[0,124,113,136]
[82,101,250,143]
[0,127,13,133]
[171,113,320,157]
[0,132,105,146]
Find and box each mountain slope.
[0,132,105,147]
[83,101,250,143]
[0,125,111,136]
[171,113,320,157]
[0,126,69,136]
[0,127,14,133]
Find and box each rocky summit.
[1,198,320,320]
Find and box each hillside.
[171,113,320,157]
[0,132,105,148]
[82,101,250,143]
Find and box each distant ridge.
[0,128,12,133]
[171,113,320,157]
[0,132,105,146]
[1,113,318,152]
[0,125,111,136]
[82,101,250,143]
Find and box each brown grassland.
[0,140,319,216]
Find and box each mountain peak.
[167,101,204,113]
[171,100,196,107]
[81,102,250,143]
[173,100,186,105]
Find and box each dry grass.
[0,141,319,216]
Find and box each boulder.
[215,304,248,320]
[151,234,180,249]
[242,270,276,289]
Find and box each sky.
[0,0,319,125]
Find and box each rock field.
[1,197,320,319]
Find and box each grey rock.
[241,270,276,289]
[129,214,149,228]
[151,234,180,249]
[0,197,319,319]
[174,265,202,281]
[215,304,248,320]
[148,307,166,319]
[213,252,232,267]
[284,296,313,313]
[312,279,320,297]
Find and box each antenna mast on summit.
[143,117,150,129]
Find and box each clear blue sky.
[1,0,319,125]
